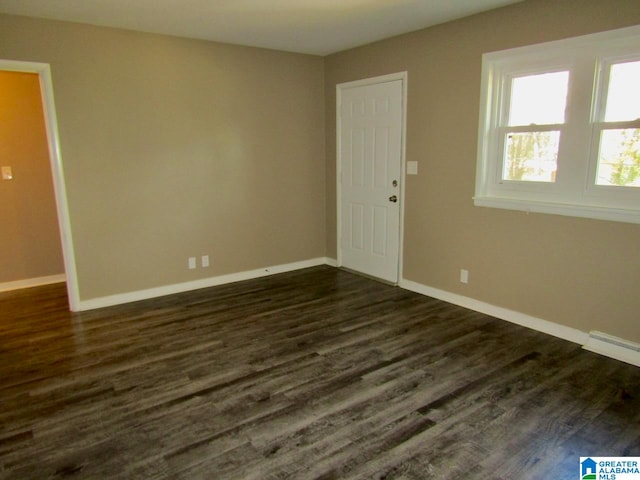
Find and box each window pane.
[604,61,640,122]
[596,128,640,187]
[508,72,569,126]
[503,131,560,182]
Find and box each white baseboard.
[73,261,640,368]
[583,331,640,367]
[0,274,66,293]
[399,278,588,345]
[399,278,640,368]
[78,257,333,311]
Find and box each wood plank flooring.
[0,266,638,479]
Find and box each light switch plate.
[406,161,418,175]
[1,166,13,180]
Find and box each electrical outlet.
[460,269,469,284]
[201,255,209,268]
[188,257,196,269]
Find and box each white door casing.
[0,59,80,310]
[337,73,406,283]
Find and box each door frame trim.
[336,71,408,284]
[0,59,80,311]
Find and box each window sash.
[497,126,563,185]
[587,120,640,193]
[475,25,640,224]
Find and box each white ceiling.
[0,0,524,56]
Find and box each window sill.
[473,196,640,224]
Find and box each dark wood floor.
[1,266,638,479]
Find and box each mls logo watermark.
[581,457,640,480]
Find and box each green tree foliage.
[506,133,532,180]
[505,131,557,181]
[609,128,640,186]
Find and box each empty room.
[1,0,639,478]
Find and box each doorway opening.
[0,60,79,310]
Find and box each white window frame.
[475,25,640,224]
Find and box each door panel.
[339,79,403,283]
[372,206,388,256]
[350,203,365,251]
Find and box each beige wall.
[0,70,64,283]
[325,0,640,343]
[1,1,638,344]
[0,14,326,300]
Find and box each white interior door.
[338,78,403,283]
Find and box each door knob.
[389,195,398,203]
